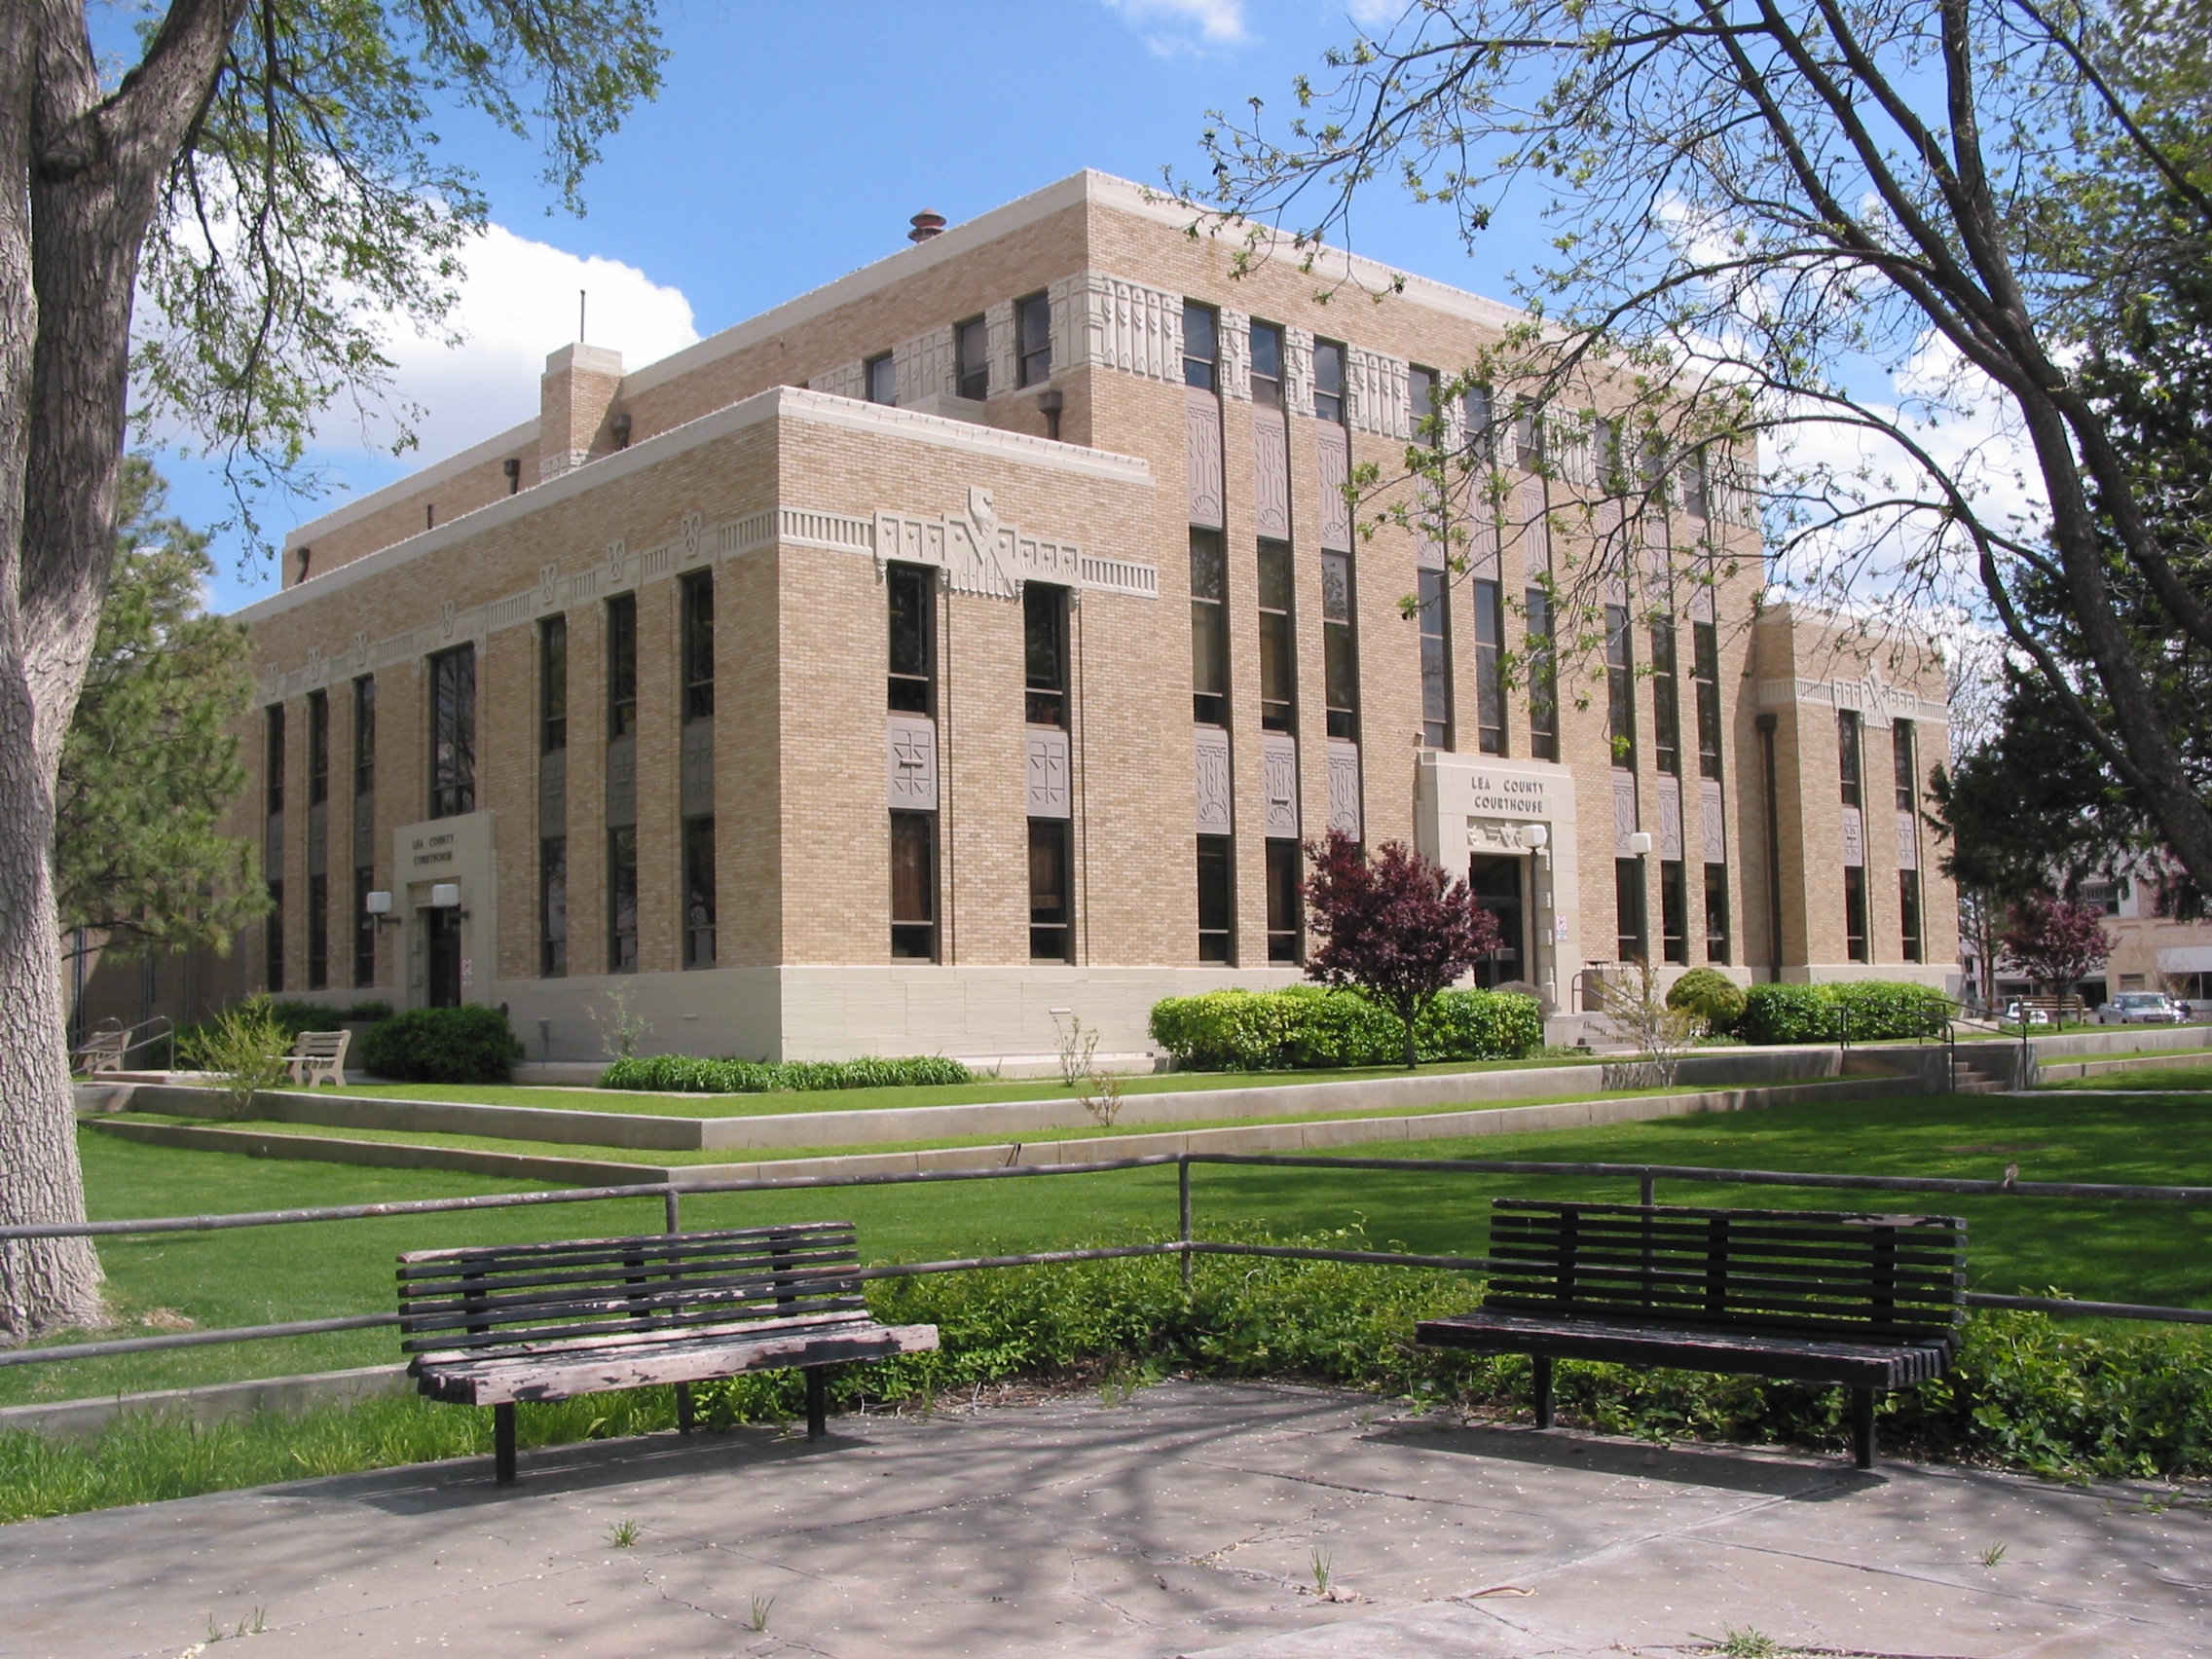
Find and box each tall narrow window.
[887,563,936,714]
[1650,620,1680,776]
[1843,864,1869,963]
[540,836,568,977]
[1680,447,1711,519]
[1265,839,1303,963]
[353,865,377,988]
[955,315,989,401]
[1419,567,1452,749]
[866,351,896,406]
[1704,865,1731,963]
[606,594,637,737]
[307,689,329,806]
[308,872,329,988]
[891,810,938,959]
[353,676,376,796]
[682,570,715,720]
[1190,529,1229,725]
[1250,321,1284,408]
[1515,400,1546,471]
[1258,539,1295,732]
[1659,861,1687,965]
[1028,818,1072,962]
[1899,869,1924,962]
[1197,835,1235,963]
[608,827,639,972]
[1527,588,1559,761]
[1837,709,1862,806]
[1893,719,1917,810]
[1409,366,1439,443]
[265,881,283,991]
[265,704,285,815]
[1615,858,1647,962]
[1182,301,1218,391]
[1464,385,1496,464]
[1472,579,1505,756]
[1322,551,1358,740]
[1015,292,1051,387]
[539,616,567,753]
[1693,620,1723,780]
[684,816,717,967]
[1024,582,1067,726]
[1313,340,1346,424]
[428,645,475,818]
[1604,605,1636,767]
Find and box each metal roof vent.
[907,209,946,243]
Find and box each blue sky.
[157,0,1547,609]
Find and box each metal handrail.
[71,1013,177,1072]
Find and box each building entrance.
[424,908,461,1008]
[1468,854,1527,988]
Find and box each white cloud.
[1101,0,1251,55]
[339,221,699,465]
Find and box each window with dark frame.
[1680,447,1711,519]
[866,351,896,406]
[1516,400,1545,471]
[891,810,939,960]
[1028,818,1072,962]
[1249,321,1284,408]
[888,562,936,714]
[1464,385,1496,463]
[540,836,568,977]
[539,616,567,753]
[1659,860,1687,965]
[684,816,717,967]
[955,316,989,401]
[353,865,377,988]
[1265,839,1303,963]
[1899,869,1924,963]
[1322,550,1359,740]
[1693,620,1723,780]
[307,689,329,806]
[1473,579,1505,756]
[1844,863,1870,962]
[1015,292,1051,387]
[1312,340,1346,424]
[1893,719,1916,810]
[427,644,476,819]
[352,675,376,797]
[265,880,283,991]
[265,703,285,816]
[1190,529,1229,725]
[1419,567,1452,749]
[608,826,639,973]
[682,570,715,721]
[1409,367,1439,445]
[1024,582,1067,727]
[607,594,637,737]
[1527,588,1559,761]
[1182,301,1219,392]
[1615,858,1647,962]
[1650,619,1680,776]
[1837,708,1862,807]
[1604,604,1635,768]
[1197,835,1235,963]
[308,871,329,989]
[1704,864,1731,963]
[1258,539,1295,732]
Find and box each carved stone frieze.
[1253,407,1290,539]
[1026,728,1071,819]
[1840,804,1864,867]
[1657,775,1683,862]
[1218,308,1251,402]
[888,715,939,812]
[1261,732,1299,838]
[1895,809,1918,871]
[1195,725,1233,833]
[1186,387,1225,530]
[1346,347,1410,439]
[1700,778,1727,865]
[896,325,956,406]
[1326,740,1361,838]
[810,360,866,400]
[1612,772,1640,856]
[1283,326,1315,420]
[1316,425,1352,552]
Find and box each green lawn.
[14,1088,2211,1410]
[306,1053,1607,1118]
[2043,1063,2212,1090]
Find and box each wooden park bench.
[284,1029,350,1088]
[1417,1200,1966,1468]
[396,1222,939,1485]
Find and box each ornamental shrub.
[1664,967,1747,1033]
[1736,982,1836,1045]
[359,1006,524,1084]
[1737,980,1954,1045]
[599,1053,974,1093]
[1148,987,1542,1071]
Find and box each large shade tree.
[1191,0,2212,894]
[1,0,663,1339]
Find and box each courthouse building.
[87,170,1960,1060]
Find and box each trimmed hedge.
[1148,986,1543,1071]
[1665,967,1747,1032]
[358,1006,524,1085]
[1737,979,1952,1045]
[600,1053,975,1093]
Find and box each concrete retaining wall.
[2033,1048,2212,1084]
[0,1365,411,1443]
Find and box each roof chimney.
[907,209,946,243]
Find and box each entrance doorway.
[1468,854,1527,988]
[424,907,461,1008]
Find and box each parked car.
[2094,991,2186,1025]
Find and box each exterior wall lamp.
[364,890,403,930]
[429,882,470,921]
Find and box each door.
[425,907,461,1008]
[1468,854,1527,988]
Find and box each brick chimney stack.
[539,343,625,479]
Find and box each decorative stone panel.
[1195,725,1233,833]
[1283,326,1315,420]
[895,326,955,406]
[1700,778,1726,864]
[1327,741,1362,838]
[888,715,939,812]
[1840,804,1864,867]
[1253,407,1290,539]
[1895,809,1919,870]
[1186,387,1225,530]
[1612,772,1640,856]
[1026,728,1071,819]
[1656,775,1682,862]
[605,733,637,829]
[984,300,1017,401]
[681,719,715,820]
[1518,477,1550,580]
[1059,274,1183,381]
[1316,425,1352,552]
[1219,308,1251,402]
[809,360,866,400]
[1261,733,1299,839]
[1346,347,1410,439]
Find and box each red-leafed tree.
[1999,896,2114,1002]
[1302,830,1499,1067]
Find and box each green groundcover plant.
[6,1234,2203,1523]
[1150,986,1543,1071]
[358,1007,524,1086]
[1735,981,1952,1045]
[599,1054,975,1093]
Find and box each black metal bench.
[396,1221,938,1484]
[1416,1200,1966,1468]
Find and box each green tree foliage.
[55,459,261,962]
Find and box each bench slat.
[1417,1309,1954,1388]
[396,1244,861,1304]
[399,1294,868,1352]
[396,1223,856,1272]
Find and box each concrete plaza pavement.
[2,1380,2205,1658]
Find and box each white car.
[2095,992,2185,1025]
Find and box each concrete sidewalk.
[2,1381,2204,1658]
